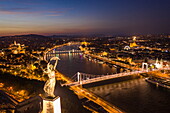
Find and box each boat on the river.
[145,77,170,89]
[98,61,104,64]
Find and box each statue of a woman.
[43,57,59,97]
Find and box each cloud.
[0,7,30,11]
[8,7,30,11]
[44,8,73,17]
[45,10,64,16]
[46,14,61,17]
[0,6,73,17]
[0,11,64,17]
[0,9,63,16]
[0,10,33,14]
[0,7,32,14]
[0,0,43,5]
[15,0,45,5]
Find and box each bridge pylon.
[77,72,83,85]
[142,62,149,72]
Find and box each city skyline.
[0,0,170,36]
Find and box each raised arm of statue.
[43,57,60,98]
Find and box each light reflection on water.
[56,53,170,113]
[57,53,116,77]
[88,78,170,113]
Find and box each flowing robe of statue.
[44,67,56,97]
[43,57,59,97]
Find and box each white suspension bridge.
[62,67,170,86]
[52,49,81,54]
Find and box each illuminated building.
[15,96,43,113]
[130,36,138,48]
[0,90,18,113]
[154,58,169,69]
[102,51,108,56]
[130,42,138,48]
[8,41,25,54]
[81,41,89,46]
[124,46,130,50]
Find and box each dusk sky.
[0,0,170,36]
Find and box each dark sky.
[0,0,170,36]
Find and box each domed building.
[8,41,26,54]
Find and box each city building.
[8,41,25,54]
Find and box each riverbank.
[87,77,170,113]
[0,72,90,113]
[57,71,124,113]
[145,77,170,89]
[83,52,141,71]
[44,43,125,112]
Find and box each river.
[57,53,170,113]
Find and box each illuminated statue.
[43,57,60,97]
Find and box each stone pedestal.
[41,96,61,113]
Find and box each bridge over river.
[62,68,170,86]
[44,42,170,113]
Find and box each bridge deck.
[63,70,146,86]
[57,72,124,113]
[63,68,170,86]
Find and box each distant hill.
[0,34,65,50]
[0,34,47,39]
